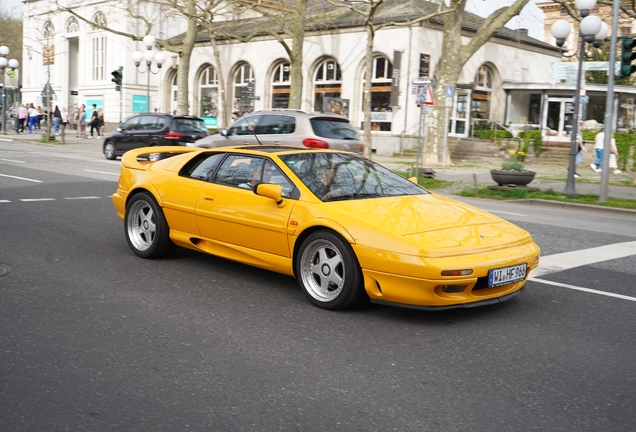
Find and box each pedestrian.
[573,122,586,178]
[608,133,621,174]
[89,104,100,138]
[97,109,105,136]
[53,105,62,134]
[28,103,39,134]
[591,128,605,172]
[16,103,28,133]
[37,106,45,129]
[60,107,69,144]
[78,105,87,139]
[232,111,240,121]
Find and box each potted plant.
[490,140,536,187]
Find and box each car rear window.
[310,118,360,140]
[173,118,208,134]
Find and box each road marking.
[19,198,56,202]
[532,241,636,277]
[529,277,636,302]
[0,199,10,203]
[0,138,13,142]
[487,210,527,216]
[0,158,25,163]
[63,196,101,200]
[0,173,42,183]
[83,169,119,176]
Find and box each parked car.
[195,109,365,153]
[103,113,209,160]
[112,145,541,311]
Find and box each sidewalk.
[372,153,636,200]
[3,127,635,200]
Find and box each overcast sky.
[2,0,546,40]
[465,0,545,40]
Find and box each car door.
[254,114,295,146]
[194,154,295,257]
[159,152,226,234]
[115,116,142,153]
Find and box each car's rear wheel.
[104,141,116,160]
[125,192,177,259]
[296,231,365,310]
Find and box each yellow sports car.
[112,146,540,311]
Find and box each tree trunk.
[362,24,374,158]
[288,0,307,110]
[176,2,198,115]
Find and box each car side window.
[138,115,158,130]
[213,155,262,188]
[181,153,225,181]
[228,116,258,136]
[255,115,284,135]
[121,117,140,131]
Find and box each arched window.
[172,73,178,114]
[271,62,290,108]
[67,17,79,34]
[313,58,342,112]
[200,66,219,123]
[43,21,55,39]
[93,11,107,28]
[233,63,255,114]
[362,56,393,131]
[472,65,494,120]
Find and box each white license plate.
[488,263,527,287]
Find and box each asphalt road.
[1,140,635,432]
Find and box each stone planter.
[490,169,536,187]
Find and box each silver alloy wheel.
[299,238,345,302]
[126,200,156,252]
[104,142,115,159]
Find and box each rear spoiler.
[121,146,202,170]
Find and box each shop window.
[361,56,393,131]
[234,63,255,114]
[200,66,219,125]
[314,58,342,112]
[272,62,290,108]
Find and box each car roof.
[204,145,356,156]
[247,109,350,121]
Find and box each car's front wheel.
[104,141,116,160]
[124,192,177,258]
[296,231,365,310]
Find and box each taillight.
[303,138,329,149]
[165,132,184,140]
[359,143,365,152]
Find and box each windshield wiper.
[325,193,383,202]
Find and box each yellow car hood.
[327,193,529,252]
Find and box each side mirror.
[254,183,285,208]
[220,129,229,137]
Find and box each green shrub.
[518,129,543,157]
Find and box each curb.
[506,198,636,215]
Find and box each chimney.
[518,28,529,37]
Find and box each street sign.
[573,95,590,104]
[40,82,56,97]
[413,76,433,85]
[424,85,434,106]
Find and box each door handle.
[202,195,215,202]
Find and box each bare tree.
[425,0,531,166]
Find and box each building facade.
[22,0,565,156]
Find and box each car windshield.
[280,152,428,202]
[310,118,360,140]
[173,118,207,133]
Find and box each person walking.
[97,109,105,137]
[28,103,39,134]
[78,105,87,139]
[608,132,622,174]
[60,107,69,144]
[53,105,62,135]
[590,128,605,172]
[16,103,28,133]
[89,104,100,138]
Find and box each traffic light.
[620,37,636,78]
[111,66,123,90]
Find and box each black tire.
[124,192,177,258]
[104,141,116,160]
[295,231,366,310]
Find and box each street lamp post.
[132,35,166,113]
[550,0,606,198]
[0,45,19,135]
